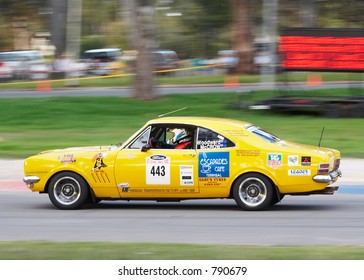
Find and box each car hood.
[38,145,119,155]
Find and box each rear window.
[84,49,121,61]
[246,125,280,143]
[197,127,235,149]
[0,51,43,62]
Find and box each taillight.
[318,163,330,174]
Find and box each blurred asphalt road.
[1,158,363,245]
[0,82,363,98]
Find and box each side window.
[150,126,166,143]
[197,127,235,149]
[129,127,151,149]
[150,125,195,149]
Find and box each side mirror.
[141,144,151,152]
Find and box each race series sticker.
[301,156,311,166]
[288,155,299,166]
[198,152,229,178]
[58,154,76,163]
[267,153,282,169]
[288,169,311,176]
[146,155,170,185]
[180,165,194,186]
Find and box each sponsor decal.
[198,152,230,178]
[146,155,170,185]
[92,153,108,171]
[236,150,260,157]
[197,139,225,149]
[58,154,76,163]
[288,169,311,176]
[180,165,194,186]
[267,153,282,169]
[302,156,311,166]
[143,188,197,193]
[288,155,299,166]
[222,129,247,137]
[128,188,142,193]
[199,177,226,187]
[150,155,166,160]
[127,153,135,160]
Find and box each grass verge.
[0,71,363,90]
[0,242,363,259]
[1,90,364,158]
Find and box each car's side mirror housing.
[141,144,151,152]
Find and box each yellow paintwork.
[23,117,341,200]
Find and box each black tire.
[48,172,89,210]
[232,173,273,211]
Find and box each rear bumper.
[290,186,339,196]
[313,169,342,184]
[311,186,339,195]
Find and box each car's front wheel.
[48,172,89,210]
[233,173,273,211]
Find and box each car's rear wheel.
[233,173,273,211]
[48,172,89,210]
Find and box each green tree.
[81,0,127,52]
[178,0,232,58]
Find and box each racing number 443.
[150,165,166,176]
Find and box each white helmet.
[170,128,187,143]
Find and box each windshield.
[246,125,280,143]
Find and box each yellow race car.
[23,117,341,210]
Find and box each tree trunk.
[231,0,254,74]
[130,0,157,100]
[49,0,67,56]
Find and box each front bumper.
[313,169,342,184]
[23,176,40,188]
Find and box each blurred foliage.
[176,0,232,58]
[80,35,108,53]
[319,0,364,27]
[0,0,363,56]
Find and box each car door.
[114,125,199,198]
[196,127,236,196]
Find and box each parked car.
[83,48,124,76]
[216,50,239,73]
[23,117,341,210]
[0,60,13,81]
[0,50,49,80]
[152,50,179,73]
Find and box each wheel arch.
[44,170,91,195]
[229,171,281,200]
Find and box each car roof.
[84,48,121,53]
[147,116,251,128]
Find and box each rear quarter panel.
[223,129,334,194]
